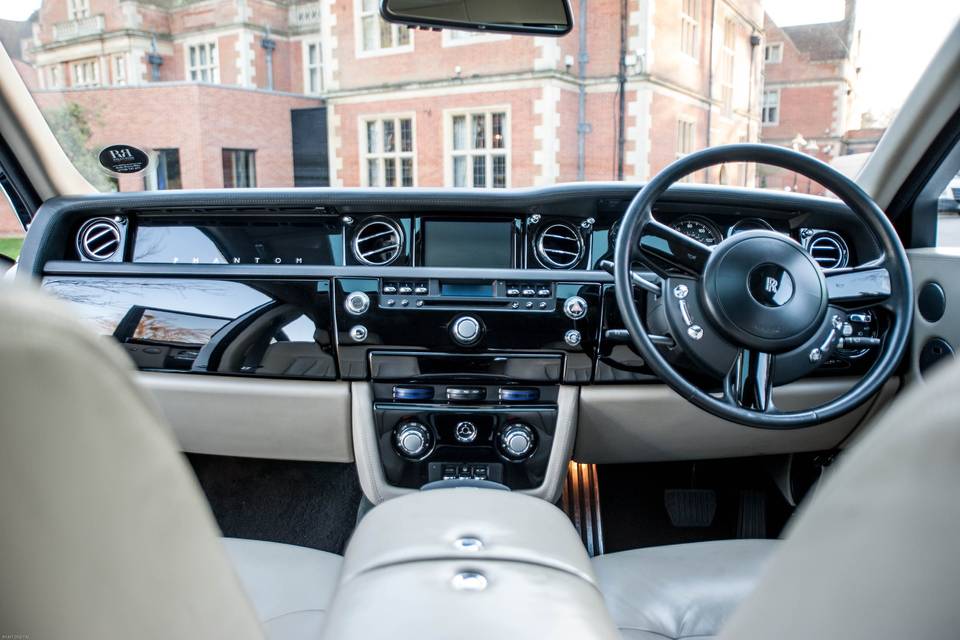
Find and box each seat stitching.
[262,608,326,624]
[614,625,716,640]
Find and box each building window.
[764,42,783,64]
[113,54,126,85]
[145,149,182,190]
[680,0,700,58]
[362,117,415,187]
[187,42,219,83]
[449,110,509,188]
[442,29,510,47]
[68,0,90,20]
[676,119,696,158]
[304,41,322,94]
[222,149,256,188]
[720,18,736,109]
[761,89,780,125]
[71,59,100,87]
[359,0,410,52]
[47,65,63,89]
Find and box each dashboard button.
[521,288,536,297]
[349,325,368,342]
[454,421,478,443]
[382,285,398,294]
[506,288,521,297]
[564,329,582,347]
[446,387,486,402]
[398,285,413,295]
[414,285,428,295]
[563,296,587,320]
[537,288,551,297]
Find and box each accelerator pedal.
[664,488,717,528]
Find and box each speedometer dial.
[669,216,722,246]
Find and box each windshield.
[0,0,956,219]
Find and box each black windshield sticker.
[98,145,150,175]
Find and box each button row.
[383,281,428,295]
[441,463,490,480]
[505,283,552,298]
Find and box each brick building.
[2,0,769,236]
[758,0,865,193]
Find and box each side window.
[937,168,960,247]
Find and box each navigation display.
[423,220,514,268]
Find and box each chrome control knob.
[345,291,370,315]
[394,421,432,459]
[451,315,482,346]
[498,423,536,460]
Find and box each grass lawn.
[0,237,25,260]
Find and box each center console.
[320,488,620,639]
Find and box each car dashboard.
[19,182,891,492]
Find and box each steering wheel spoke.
[725,349,776,413]
[635,215,713,277]
[825,260,892,309]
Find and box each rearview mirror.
[381,0,573,37]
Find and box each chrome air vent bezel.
[804,231,849,270]
[352,217,404,266]
[76,217,123,261]
[534,221,584,269]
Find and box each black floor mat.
[187,453,363,554]
[598,459,793,553]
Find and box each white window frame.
[355,0,413,58]
[71,58,100,88]
[680,0,701,59]
[441,29,511,48]
[46,65,63,89]
[303,39,323,95]
[444,107,511,189]
[764,42,783,64]
[186,41,219,83]
[761,89,780,126]
[68,0,91,20]
[676,118,696,159]
[359,114,417,187]
[720,17,736,109]
[113,54,127,85]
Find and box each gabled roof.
[782,18,853,62]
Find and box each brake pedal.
[664,489,717,528]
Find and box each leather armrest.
[340,487,596,584]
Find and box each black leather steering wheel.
[614,144,913,429]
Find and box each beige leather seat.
[592,539,778,639]
[0,284,341,640]
[589,354,960,639]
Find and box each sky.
[1,0,957,113]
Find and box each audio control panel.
[377,278,557,312]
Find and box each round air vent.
[352,217,403,266]
[805,231,848,270]
[77,218,122,261]
[535,222,584,269]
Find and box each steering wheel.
[614,144,913,429]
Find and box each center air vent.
[352,217,403,266]
[534,222,584,269]
[77,218,122,261]
[805,231,849,270]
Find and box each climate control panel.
[374,385,557,490]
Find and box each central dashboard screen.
[422,220,513,268]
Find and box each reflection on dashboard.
[42,277,336,379]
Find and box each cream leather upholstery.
[322,488,621,639]
[0,283,340,639]
[718,355,960,639]
[592,540,778,639]
[224,539,343,639]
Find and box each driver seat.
[590,354,960,639]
